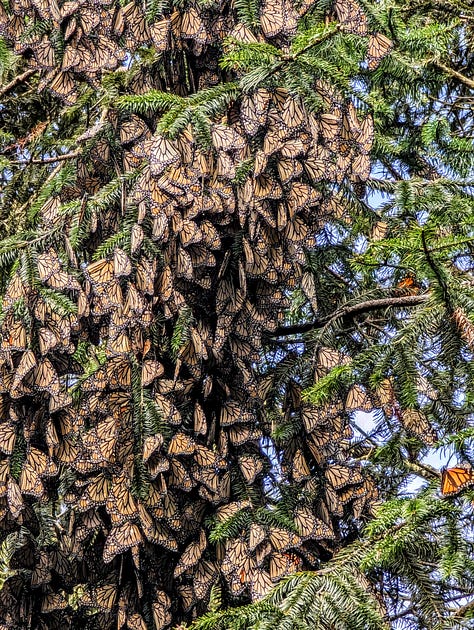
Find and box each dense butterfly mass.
[0,0,392,627]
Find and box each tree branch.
[0,69,37,99]
[271,294,429,337]
[14,151,80,165]
[431,60,474,90]
[404,460,440,480]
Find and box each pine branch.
[13,151,79,165]
[431,60,474,90]
[404,461,440,480]
[0,68,36,99]
[270,295,429,337]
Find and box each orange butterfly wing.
[441,467,474,495]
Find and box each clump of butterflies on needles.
[0,0,406,628]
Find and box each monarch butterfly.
[178,219,203,248]
[7,477,23,519]
[241,89,271,135]
[441,466,474,496]
[0,460,10,498]
[168,432,195,457]
[400,408,437,445]
[220,400,252,427]
[19,462,44,498]
[41,592,68,613]
[193,444,219,468]
[123,0,150,44]
[83,419,117,466]
[254,174,282,201]
[373,378,395,408]
[268,552,297,580]
[268,527,301,554]
[33,36,56,69]
[196,220,220,251]
[177,584,196,613]
[339,482,367,505]
[279,99,306,134]
[88,583,118,612]
[30,0,56,19]
[211,125,245,153]
[238,454,263,484]
[227,424,262,447]
[78,5,100,33]
[148,135,181,176]
[31,551,52,588]
[130,68,156,95]
[49,71,77,104]
[103,522,143,563]
[169,459,194,491]
[111,248,132,278]
[85,258,114,286]
[153,591,172,619]
[74,508,104,545]
[396,275,420,294]
[326,464,362,490]
[180,6,206,42]
[350,152,371,180]
[294,506,335,540]
[229,21,259,43]
[173,530,206,578]
[139,360,163,387]
[127,613,147,630]
[138,503,178,550]
[11,349,36,391]
[367,32,393,70]
[248,522,265,551]
[37,250,67,288]
[345,384,374,412]
[82,473,111,506]
[33,359,60,394]
[123,149,142,172]
[221,537,248,576]
[292,449,311,482]
[370,220,388,242]
[317,346,351,370]
[150,18,171,51]
[215,152,236,179]
[333,0,368,35]
[250,568,273,601]
[277,158,303,184]
[154,394,182,426]
[192,466,220,494]
[284,215,309,246]
[318,112,341,142]
[38,327,59,356]
[129,223,144,256]
[136,258,156,295]
[193,559,218,600]
[27,446,57,477]
[355,114,374,152]
[106,475,138,524]
[260,0,285,38]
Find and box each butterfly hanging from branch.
[441,465,474,496]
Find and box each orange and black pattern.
[0,0,389,627]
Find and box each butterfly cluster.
[0,0,392,627]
